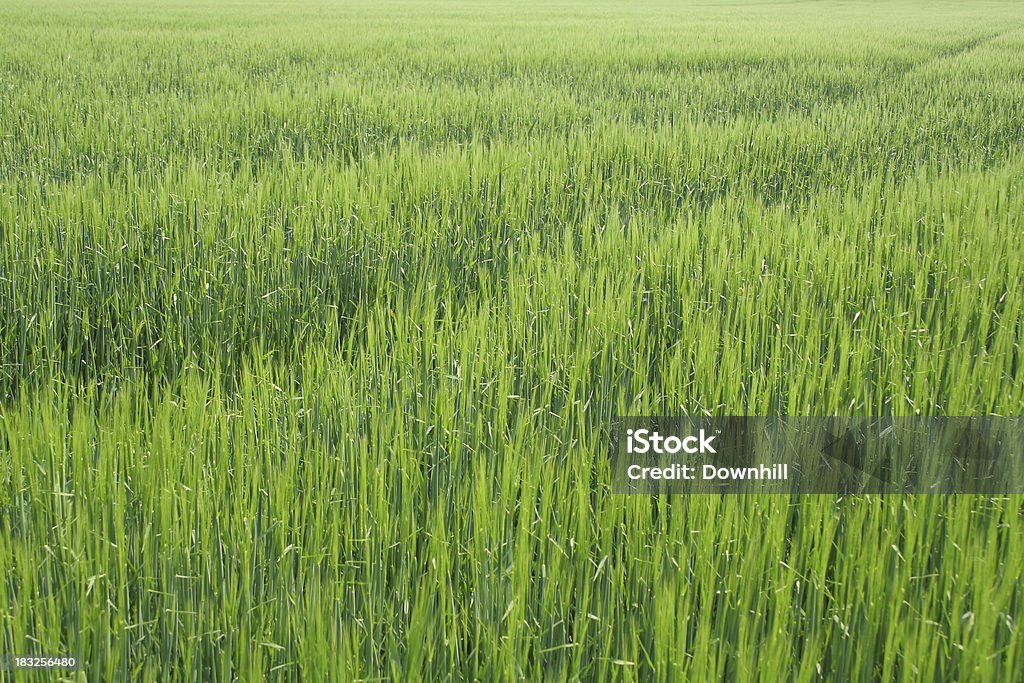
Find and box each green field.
[2,0,1023,680]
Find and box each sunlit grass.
[1,1,1023,680]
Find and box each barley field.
[1,0,1023,680]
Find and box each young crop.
[1,1,1022,680]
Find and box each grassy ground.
[1,1,1023,680]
